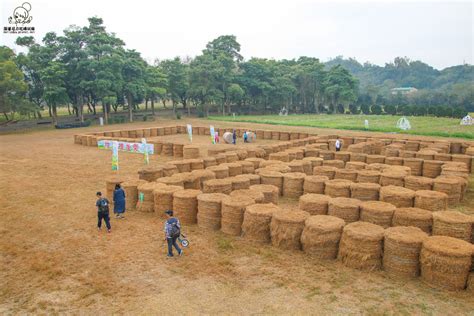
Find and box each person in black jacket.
[163,210,183,257]
[96,192,111,232]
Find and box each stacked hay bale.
[242,203,280,243]
[203,157,217,168]
[345,161,367,170]
[250,184,279,204]
[207,165,229,179]
[324,179,352,198]
[178,172,200,190]
[154,185,183,214]
[334,151,351,162]
[191,169,216,189]
[385,157,404,166]
[328,197,361,223]
[416,150,437,160]
[221,196,255,236]
[221,162,242,177]
[288,160,305,173]
[156,176,184,187]
[313,166,338,179]
[235,174,260,186]
[420,236,473,291]
[240,161,255,174]
[299,194,332,215]
[197,193,228,230]
[303,156,322,169]
[451,154,472,173]
[334,169,358,182]
[414,190,448,211]
[432,211,474,242]
[350,182,380,201]
[183,145,200,159]
[433,177,462,204]
[271,210,310,250]
[105,177,126,206]
[121,179,146,211]
[403,158,423,176]
[356,170,381,184]
[203,178,232,194]
[404,176,433,191]
[350,153,367,163]
[282,172,306,198]
[259,170,284,195]
[269,152,290,162]
[230,189,265,204]
[224,152,239,163]
[366,155,385,164]
[383,226,428,278]
[323,160,345,169]
[162,164,178,177]
[188,159,204,170]
[169,160,191,173]
[303,175,328,194]
[229,176,251,191]
[245,157,265,169]
[360,201,396,228]
[437,175,468,200]
[173,189,202,224]
[338,222,385,270]
[261,163,291,174]
[301,215,345,259]
[392,207,433,233]
[319,150,334,160]
[138,167,163,182]
[137,182,163,212]
[173,144,184,158]
[422,160,444,178]
[380,185,415,208]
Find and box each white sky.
[1,0,472,69]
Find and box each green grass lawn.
[208,114,474,139]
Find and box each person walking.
[214,131,219,144]
[113,183,126,219]
[232,129,237,145]
[243,131,248,143]
[96,192,111,233]
[164,210,183,257]
[335,137,342,152]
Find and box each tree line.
[0,17,471,124]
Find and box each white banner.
[98,139,154,155]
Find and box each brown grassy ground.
[0,118,473,314]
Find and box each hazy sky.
[1,0,472,69]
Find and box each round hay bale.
[230,189,265,204]
[436,175,468,200]
[392,207,433,233]
[403,158,423,176]
[203,178,232,194]
[385,157,404,166]
[208,148,226,157]
[434,153,451,162]
[334,168,358,181]
[271,210,310,250]
[414,190,448,212]
[451,154,472,172]
[282,172,306,198]
[228,176,251,191]
[168,160,191,173]
[173,143,184,158]
[313,166,337,179]
[242,203,280,243]
[235,174,260,186]
[350,182,380,201]
[260,164,291,174]
[303,148,320,158]
[380,172,405,187]
[334,151,351,162]
[432,211,474,242]
[105,177,127,202]
[206,165,229,179]
[319,150,334,160]
[259,170,284,195]
[224,152,239,163]
[366,155,386,164]
[383,226,428,278]
[188,159,204,170]
[269,152,290,162]
[350,153,367,163]
[422,160,444,178]
[299,194,332,215]
[303,157,323,169]
[161,164,179,177]
[380,185,415,208]
[301,215,345,259]
[245,157,265,169]
[360,201,396,228]
[137,182,165,212]
[223,132,234,144]
[416,150,437,160]
[191,169,216,189]
[221,196,255,236]
[203,157,217,168]
[303,175,328,194]
[366,163,391,172]
[328,197,361,223]
[259,160,284,168]
[172,189,202,224]
[356,170,381,184]
[122,179,146,210]
[239,161,255,174]
[433,177,462,204]
[221,162,243,177]
[178,172,201,190]
[288,160,305,173]
[345,161,367,170]
[324,179,352,198]
[138,167,163,182]
[338,222,385,270]
[156,176,184,187]
[250,184,279,204]
[420,236,473,291]
[404,176,433,191]
[197,193,228,230]
[153,185,183,214]
[183,145,200,159]
[323,160,345,169]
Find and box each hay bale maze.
[242,203,280,243]
[301,215,345,259]
[271,209,310,250]
[197,193,228,230]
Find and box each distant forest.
[1,17,472,124]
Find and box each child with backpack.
[164,210,183,257]
[96,192,111,233]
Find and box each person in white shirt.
[335,138,342,152]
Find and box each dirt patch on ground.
[1,118,473,314]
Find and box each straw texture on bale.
[221,163,243,177]
[183,145,200,159]
[269,152,290,162]
[380,172,405,187]
[245,157,265,169]
[451,154,472,172]
[230,189,265,204]
[151,184,183,214]
[271,210,310,250]
[173,189,202,224]
[416,150,436,160]
[383,226,428,278]
[242,203,280,243]
[137,182,164,212]
[261,163,291,174]
[334,151,351,162]
[324,179,352,198]
[366,155,386,164]
[188,159,204,170]
[191,169,216,189]
[203,178,232,194]
[239,161,255,174]
[404,176,433,191]
[301,215,345,259]
[207,165,229,179]
[229,176,251,191]
[288,160,305,173]
[250,184,279,204]
[259,170,284,194]
[122,179,146,211]
[282,172,306,198]
[350,153,367,163]
[161,164,179,177]
[105,177,126,203]
[350,182,380,201]
[303,157,323,169]
[197,193,228,230]
[345,161,367,170]
[380,185,415,208]
[319,150,334,160]
[421,160,443,178]
[338,222,385,270]
[334,168,358,181]
[414,190,448,212]
[433,177,462,204]
[303,175,328,194]
[173,144,184,158]
[328,197,361,223]
[356,170,380,184]
[432,211,474,242]
[392,207,433,233]
[360,201,396,228]
[323,160,345,169]
[156,176,184,187]
[403,158,423,176]
[313,166,337,179]
[299,194,332,215]
[221,196,255,236]
[385,157,404,166]
[420,236,473,291]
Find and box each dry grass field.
[1,118,473,314]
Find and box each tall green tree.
[324,65,359,114]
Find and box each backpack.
[168,219,180,238]
[98,198,110,213]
